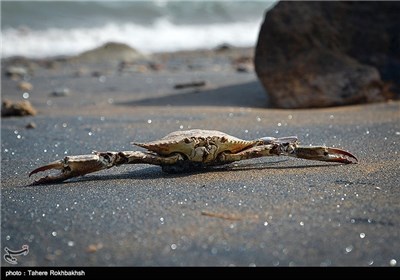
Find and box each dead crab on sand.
[29,129,358,184]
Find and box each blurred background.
[2,0,276,58]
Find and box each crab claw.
[29,154,115,185]
[293,146,358,164]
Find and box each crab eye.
[102,154,111,162]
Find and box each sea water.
[1,0,276,58]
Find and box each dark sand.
[1,47,399,266]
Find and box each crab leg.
[29,154,110,185]
[260,136,357,164]
[218,142,357,164]
[29,151,182,185]
[217,144,279,163]
[287,145,358,164]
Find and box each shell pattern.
[132,129,261,162]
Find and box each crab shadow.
[53,160,345,185]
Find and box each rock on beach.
[69,42,148,66]
[254,1,399,108]
[1,99,37,117]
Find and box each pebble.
[51,88,70,97]
[18,81,33,91]
[26,122,37,129]
[1,99,37,117]
[6,66,28,78]
[86,243,103,253]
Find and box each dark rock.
[255,1,399,108]
[214,43,234,52]
[26,122,37,129]
[51,87,71,97]
[174,81,207,89]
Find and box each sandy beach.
[1,46,400,267]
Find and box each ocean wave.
[2,19,263,58]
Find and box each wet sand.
[1,47,400,266]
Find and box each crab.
[29,129,358,185]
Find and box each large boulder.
[254,1,399,108]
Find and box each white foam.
[2,18,262,58]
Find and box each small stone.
[1,99,37,117]
[45,254,56,261]
[18,81,33,91]
[214,43,233,52]
[86,243,103,253]
[74,68,89,77]
[6,66,28,78]
[91,71,103,78]
[26,122,36,129]
[51,88,70,97]
[236,64,252,73]
[148,62,163,71]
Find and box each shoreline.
[1,43,255,68]
[3,42,398,118]
[2,43,261,118]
